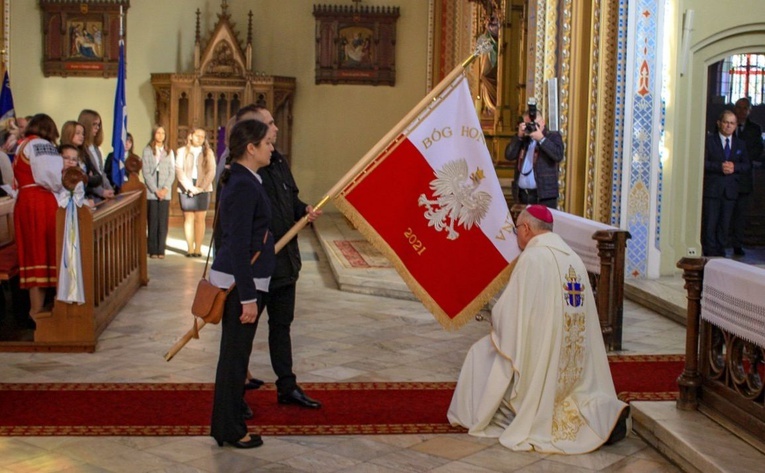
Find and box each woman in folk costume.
[77,109,114,200]
[448,205,627,454]
[141,125,175,259]
[13,114,68,318]
[175,127,216,257]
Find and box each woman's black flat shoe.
[245,377,265,390]
[216,435,263,449]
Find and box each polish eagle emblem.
[417,158,492,240]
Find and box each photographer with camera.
[504,99,564,209]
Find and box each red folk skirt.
[14,185,58,288]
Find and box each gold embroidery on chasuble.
[552,266,588,442]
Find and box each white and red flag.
[334,73,520,330]
[163,59,513,360]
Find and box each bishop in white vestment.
[448,205,627,454]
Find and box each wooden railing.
[31,188,148,352]
[510,204,630,350]
[676,257,765,453]
[0,196,18,282]
[0,196,23,323]
[0,196,14,247]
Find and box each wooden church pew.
[29,179,148,352]
[676,257,765,452]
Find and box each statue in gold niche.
[477,14,499,117]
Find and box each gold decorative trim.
[428,1,475,89]
[533,1,545,101]
[543,0,558,86]
[584,0,601,220]
[558,0,572,210]
[427,0,435,92]
[593,0,620,222]
[618,391,678,402]
[460,2,477,87]
[3,1,9,69]
[607,354,684,362]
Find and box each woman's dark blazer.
[211,162,275,302]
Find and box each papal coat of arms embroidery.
[563,265,585,307]
[417,158,492,240]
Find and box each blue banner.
[0,71,14,123]
[110,41,127,188]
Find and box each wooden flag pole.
[164,318,205,361]
[165,48,487,362]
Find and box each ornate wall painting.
[313,3,399,86]
[39,0,130,78]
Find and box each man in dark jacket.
[504,110,564,209]
[243,105,323,409]
[730,98,764,256]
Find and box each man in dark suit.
[730,98,764,256]
[234,104,323,409]
[703,110,751,257]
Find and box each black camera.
[524,97,538,134]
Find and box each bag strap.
[201,206,219,279]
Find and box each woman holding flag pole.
[165,39,497,359]
[209,119,275,449]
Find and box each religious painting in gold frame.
[313,3,399,86]
[39,0,130,78]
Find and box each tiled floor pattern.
[0,215,730,472]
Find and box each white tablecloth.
[550,209,616,275]
[701,259,765,348]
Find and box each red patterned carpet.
[0,355,683,436]
[607,354,684,402]
[331,240,393,268]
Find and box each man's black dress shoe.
[734,247,745,256]
[216,434,263,449]
[605,406,630,445]
[243,404,253,420]
[277,386,322,409]
[245,377,264,390]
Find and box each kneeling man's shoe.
[277,386,322,409]
[605,406,630,445]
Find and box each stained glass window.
[719,54,765,105]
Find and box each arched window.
[718,54,765,105]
